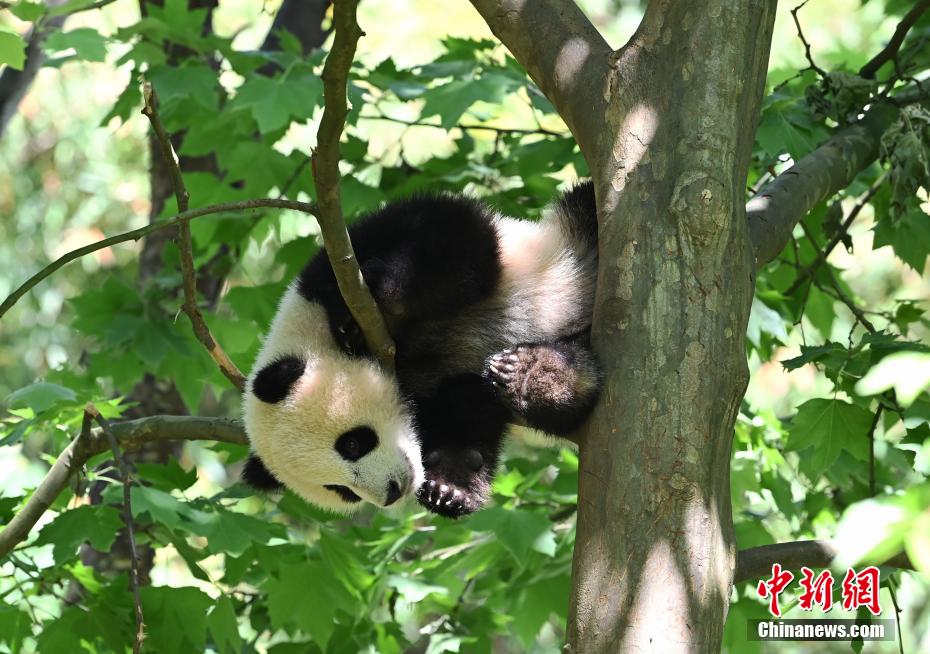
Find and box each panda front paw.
[416,447,490,519]
[416,479,478,518]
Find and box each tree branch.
[747,86,929,269]
[0,198,316,321]
[468,0,610,160]
[859,0,930,80]
[141,84,246,391]
[0,415,246,560]
[734,540,914,584]
[312,0,396,367]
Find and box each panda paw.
[416,479,478,518]
[485,346,533,410]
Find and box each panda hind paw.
[485,346,532,409]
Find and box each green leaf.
[786,399,874,477]
[11,1,45,22]
[149,63,218,110]
[230,71,322,133]
[756,93,829,159]
[140,586,213,653]
[873,207,930,272]
[0,605,31,652]
[265,560,353,647]
[468,507,556,561]
[44,28,108,62]
[130,485,193,529]
[856,351,930,407]
[0,30,26,71]
[420,76,510,130]
[134,460,198,491]
[35,605,94,653]
[5,382,77,413]
[208,596,243,654]
[34,505,123,564]
[510,573,570,647]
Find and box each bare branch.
[747,85,930,269]
[141,84,246,390]
[0,415,246,559]
[468,0,610,159]
[312,0,396,367]
[361,111,567,137]
[859,0,930,80]
[85,404,145,654]
[0,198,316,321]
[790,1,826,78]
[735,540,913,584]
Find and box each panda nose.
[384,479,403,506]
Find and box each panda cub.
[242,181,601,518]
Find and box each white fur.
[494,211,595,340]
[243,284,424,514]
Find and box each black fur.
[242,454,284,491]
[555,180,598,252]
[252,355,307,404]
[411,374,510,518]
[297,194,502,356]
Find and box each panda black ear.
[251,355,306,404]
[242,453,284,492]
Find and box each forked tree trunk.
[567,3,776,652]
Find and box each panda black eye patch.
[324,484,362,503]
[334,426,378,461]
[251,355,306,404]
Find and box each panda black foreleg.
[411,374,510,518]
[485,338,601,436]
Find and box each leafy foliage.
[0,1,929,653]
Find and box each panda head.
[242,351,423,514]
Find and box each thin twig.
[141,84,246,391]
[0,415,246,559]
[800,221,878,333]
[0,198,316,321]
[312,0,396,368]
[784,172,888,296]
[859,0,930,79]
[361,111,567,137]
[85,404,144,654]
[790,1,827,78]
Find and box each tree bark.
[565,2,776,651]
[471,1,777,649]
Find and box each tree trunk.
[565,2,776,652]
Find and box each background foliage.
[1,0,929,652]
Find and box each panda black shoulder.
[296,193,503,346]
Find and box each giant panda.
[242,181,602,518]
